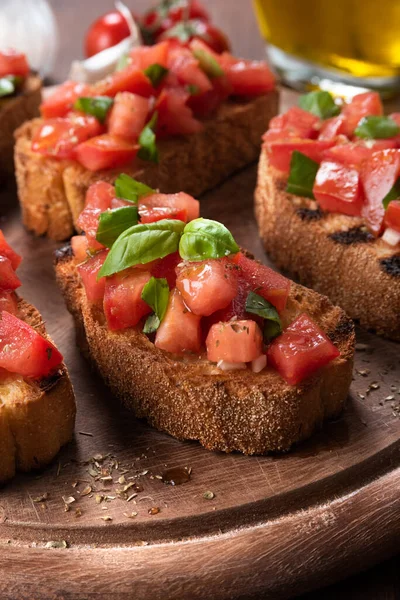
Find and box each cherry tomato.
[0,49,29,78]
[85,11,131,58]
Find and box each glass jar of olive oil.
[253,0,400,95]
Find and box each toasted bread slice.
[0,75,41,178]
[0,299,76,483]
[14,92,278,241]
[255,150,400,341]
[55,245,354,455]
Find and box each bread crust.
[0,299,76,484]
[255,150,400,341]
[15,92,278,241]
[0,75,41,178]
[55,246,354,455]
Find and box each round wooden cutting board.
[0,166,399,600]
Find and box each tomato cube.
[313,161,364,216]
[75,134,139,171]
[269,106,320,139]
[129,41,170,70]
[341,91,383,138]
[206,320,263,363]
[71,235,89,263]
[384,200,400,233]
[95,66,154,98]
[103,269,152,330]
[361,149,400,234]
[77,181,114,249]
[0,256,21,291]
[318,115,346,140]
[139,206,188,224]
[266,139,335,173]
[0,231,22,270]
[155,88,203,136]
[77,250,109,303]
[151,252,181,289]
[32,115,103,159]
[140,192,199,222]
[0,290,18,315]
[155,289,201,354]
[0,49,29,78]
[220,58,275,96]
[108,93,150,142]
[40,81,93,118]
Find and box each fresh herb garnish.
[0,75,23,98]
[160,20,194,44]
[298,91,340,120]
[144,63,169,87]
[116,53,130,71]
[96,206,139,248]
[188,84,200,95]
[286,151,319,199]
[98,219,185,278]
[245,291,282,342]
[141,276,170,333]
[73,96,114,123]
[383,178,400,209]
[114,173,155,204]
[354,116,400,140]
[138,112,159,163]
[192,47,223,78]
[179,218,239,261]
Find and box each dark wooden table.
[8,0,400,597]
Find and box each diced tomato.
[318,115,346,140]
[234,252,290,313]
[140,205,188,223]
[94,66,154,98]
[187,72,232,117]
[268,106,320,140]
[384,200,400,233]
[313,161,364,216]
[77,250,109,303]
[139,192,199,221]
[155,88,203,136]
[218,55,275,96]
[77,181,114,249]
[168,45,212,94]
[0,231,22,271]
[0,256,21,291]
[71,235,90,263]
[154,289,201,354]
[40,81,93,119]
[341,91,383,138]
[206,320,263,363]
[267,313,340,386]
[129,41,170,70]
[201,276,253,337]
[361,149,400,234]
[322,143,372,167]
[176,258,238,316]
[103,269,151,330]
[32,115,104,159]
[0,291,18,315]
[151,251,181,289]
[75,134,139,171]
[0,311,63,379]
[265,139,335,173]
[108,93,150,142]
[0,49,29,78]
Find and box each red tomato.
[85,11,131,58]
[168,45,212,94]
[142,1,210,37]
[361,149,400,234]
[206,320,263,363]
[159,19,229,54]
[219,56,275,96]
[0,311,63,379]
[0,49,29,77]
[108,93,150,142]
[95,66,154,98]
[318,115,346,140]
[40,81,93,119]
[234,252,290,313]
[384,200,400,233]
[77,181,114,249]
[187,71,232,117]
[267,313,340,386]
[266,139,335,174]
[0,256,21,291]
[201,276,255,337]
[341,91,383,138]
[268,106,320,140]
[78,250,109,303]
[103,269,151,330]
[322,143,373,167]
[313,161,364,217]
[71,235,90,263]
[0,231,22,271]
[129,41,170,70]
[139,192,199,221]
[176,258,238,316]
[154,289,201,354]
[75,134,139,171]
[155,88,203,136]
[32,115,103,159]
[140,205,188,223]
[0,291,18,316]
[151,251,181,288]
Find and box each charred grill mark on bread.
[54,244,73,264]
[380,255,400,277]
[328,227,375,245]
[296,207,323,221]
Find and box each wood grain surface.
[0,1,399,598]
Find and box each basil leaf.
[192,47,223,78]
[245,291,282,342]
[286,151,319,199]
[383,178,400,209]
[179,218,239,261]
[96,206,139,248]
[114,173,155,204]
[144,63,169,87]
[116,53,130,71]
[138,112,159,164]
[141,276,169,333]
[161,21,193,43]
[354,116,400,140]
[74,96,114,123]
[98,219,185,278]
[188,84,199,95]
[298,91,340,120]
[0,77,15,98]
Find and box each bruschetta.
[255,91,400,340]
[55,175,354,454]
[0,231,75,483]
[15,39,278,241]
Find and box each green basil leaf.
[114,173,155,204]
[144,63,169,87]
[73,96,114,123]
[192,47,223,78]
[138,112,159,164]
[98,219,185,278]
[383,178,400,209]
[179,218,239,261]
[0,77,15,97]
[141,276,170,333]
[354,116,400,140]
[116,53,130,71]
[298,91,340,120]
[245,291,282,342]
[286,151,319,199]
[161,21,193,43]
[188,84,200,95]
[96,206,139,248]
